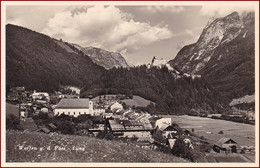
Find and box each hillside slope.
[6,131,188,162]
[6,24,105,92]
[168,12,255,100]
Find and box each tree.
[152,130,167,144]
[56,121,74,135]
[122,102,128,109]
[104,132,114,140]
[171,138,194,161]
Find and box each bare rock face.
[169,12,244,74]
[70,44,129,70]
[168,11,255,100]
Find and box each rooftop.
[55,98,90,109]
[214,137,237,147]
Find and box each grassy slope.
[6,131,188,163]
[122,96,153,107]
[6,103,19,117]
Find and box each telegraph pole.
[18,92,21,123]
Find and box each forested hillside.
[81,66,228,115]
[6,24,105,92]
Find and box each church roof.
[55,98,90,109]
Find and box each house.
[32,91,50,101]
[155,118,171,130]
[93,107,105,116]
[110,102,123,111]
[11,87,25,92]
[137,118,153,130]
[208,114,222,119]
[41,107,49,113]
[213,137,238,153]
[107,119,125,132]
[102,112,114,119]
[168,139,177,149]
[161,125,178,138]
[121,120,144,130]
[168,138,194,150]
[58,94,79,99]
[123,131,152,140]
[37,126,50,134]
[123,110,135,118]
[54,98,94,117]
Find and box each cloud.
[200,5,255,17]
[42,5,173,54]
[6,6,67,32]
[138,6,184,14]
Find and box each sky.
[5,3,255,65]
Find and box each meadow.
[6,131,188,163]
[164,115,255,146]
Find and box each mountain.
[68,44,129,69]
[148,57,201,79]
[168,12,255,100]
[6,24,227,115]
[6,24,105,92]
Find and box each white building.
[32,91,50,101]
[54,98,94,117]
[110,102,123,111]
[155,118,172,130]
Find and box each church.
[54,98,95,117]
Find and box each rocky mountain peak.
[169,11,245,74]
[168,11,255,100]
[59,43,129,70]
[196,11,243,51]
[84,46,129,69]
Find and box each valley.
[4,6,257,164]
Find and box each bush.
[56,121,74,134]
[96,131,106,139]
[104,132,114,140]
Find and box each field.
[121,95,153,107]
[162,115,255,146]
[6,131,188,163]
[6,103,19,117]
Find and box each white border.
[1,1,259,167]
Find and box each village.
[6,86,255,162]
